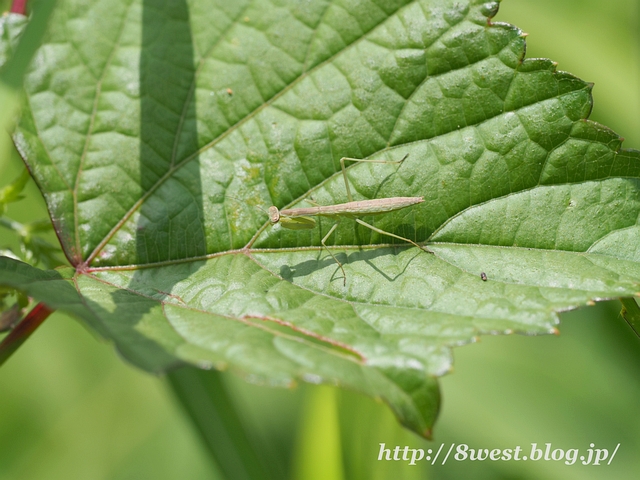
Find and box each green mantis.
[266,154,428,284]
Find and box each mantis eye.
[268,206,280,223]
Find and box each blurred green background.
[0,0,638,478]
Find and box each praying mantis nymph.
[266,154,430,285]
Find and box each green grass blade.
[167,368,276,480]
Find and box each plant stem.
[11,0,27,15]
[166,367,275,480]
[291,386,345,480]
[0,217,25,232]
[0,302,52,366]
[2,0,57,89]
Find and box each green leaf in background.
[0,169,64,269]
[2,0,639,436]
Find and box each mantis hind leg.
[320,222,347,286]
[354,218,433,254]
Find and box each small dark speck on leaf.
[226,88,233,95]
[480,272,487,281]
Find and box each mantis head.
[268,206,280,224]
[269,206,316,229]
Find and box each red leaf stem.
[0,302,53,366]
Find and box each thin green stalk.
[1,1,58,148]
[0,217,25,232]
[166,367,275,480]
[1,0,58,89]
[291,385,345,480]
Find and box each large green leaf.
[2,0,639,436]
